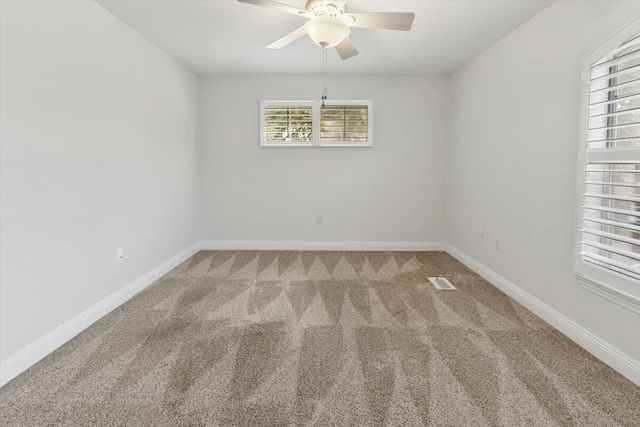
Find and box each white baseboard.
[6,241,636,389]
[200,240,446,251]
[0,242,201,387]
[445,243,640,387]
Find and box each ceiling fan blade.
[266,27,307,49]
[346,12,415,31]
[336,37,359,60]
[237,0,312,18]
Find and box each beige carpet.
[1,251,638,426]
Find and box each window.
[260,100,373,147]
[574,18,640,308]
[262,103,313,143]
[320,102,370,143]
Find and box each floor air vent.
[428,277,456,290]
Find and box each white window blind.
[321,104,369,143]
[260,100,373,147]
[263,104,313,143]
[579,30,640,284]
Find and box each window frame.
[573,17,640,312]
[260,100,373,147]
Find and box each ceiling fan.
[237,0,415,60]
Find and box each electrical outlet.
[316,215,323,225]
[116,247,124,262]
[148,234,154,248]
[478,230,484,241]
[495,238,501,251]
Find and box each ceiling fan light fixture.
[304,16,350,48]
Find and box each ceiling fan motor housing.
[305,1,346,16]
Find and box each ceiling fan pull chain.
[321,47,327,108]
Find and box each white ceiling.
[97,0,554,75]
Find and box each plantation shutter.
[581,31,640,280]
[320,104,369,142]
[263,105,313,142]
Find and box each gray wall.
[447,0,640,361]
[200,75,449,244]
[0,0,201,362]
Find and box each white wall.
[448,0,640,362]
[0,0,200,364]
[200,75,449,245]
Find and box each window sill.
[261,142,373,148]
[575,273,640,314]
